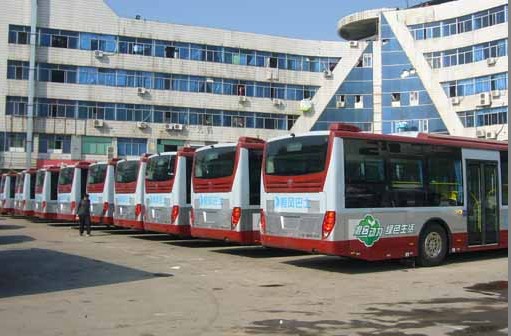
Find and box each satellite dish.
[300,99,313,113]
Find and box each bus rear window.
[0,177,5,192]
[36,171,45,188]
[16,175,24,192]
[58,167,74,186]
[87,164,107,185]
[115,161,139,183]
[9,177,15,197]
[194,147,236,179]
[146,155,176,182]
[265,135,329,176]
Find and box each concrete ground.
[0,216,507,336]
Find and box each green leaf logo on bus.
[354,215,383,247]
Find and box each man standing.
[77,194,92,236]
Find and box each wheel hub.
[424,232,442,259]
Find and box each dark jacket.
[77,199,91,216]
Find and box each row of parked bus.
[0,124,508,266]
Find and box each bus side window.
[427,147,463,207]
[80,169,88,197]
[30,175,36,199]
[248,149,263,206]
[185,157,193,205]
[501,151,508,206]
[9,177,16,197]
[50,172,59,200]
[344,139,389,209]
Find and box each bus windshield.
[58,167,74,186]
[146,155,176,182]
[115,161,139,183]
[36,171,45,189]
[87,164,108,185]
[265,135,329,176]
[194,147,236,179]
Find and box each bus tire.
[417,223,448,267]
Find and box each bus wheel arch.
[417,218,450,267]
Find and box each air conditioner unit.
[137,87,149,95]
[93,119,104,128]
[477,92,491,107]
[266,70,273,80]
[487,57,497,66]
[486,131,497,139]
[476,130,486,138]
[349,41,359,48]
[137,121,148,129]
[173,123,184,131]
[94,50,104,58]
[336,101,345,108]
[324,69,333,78]
[491,90,501,98]
[450,97,461,105]
[238,95,248,103]
[272,99,283,106]
[165,124,174,131]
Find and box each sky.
[104,0,422,41]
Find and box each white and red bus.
[16,168,37,216]
[34,165,60,219]
[260,124,508,266]
[0,172,17,215]
[191,138,264,244]
[144,148,195,236]
[87,159,118,226]
[113,156,148,230]
[57,162,91,221]
[13,172,24,215]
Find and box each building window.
[391,93,401,107]
[82,136,112,155]
[118,138,147,157]
[363,54,373,68]
[410,91,419,106]
[354,95,364,109]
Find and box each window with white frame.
[362,54,373,68]
[391,93,401,107]
[354,95,364,108]
[410,91,419,106]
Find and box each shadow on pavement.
[0,248,161,299]
[283,249,508,275]
[214,246,309,259]
[0,235,35,245]
[0,225,25,230]
[167,239,234,249]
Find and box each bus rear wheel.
[417,223,448,267]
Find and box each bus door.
[466,160,499,246]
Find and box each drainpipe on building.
[26,0,38,168]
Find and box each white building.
[1,0,507,170]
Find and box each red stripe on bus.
[190,227,260,245]
[113,218,144,230]
[33,212,58,220]
[91,215,114,225]
[57,213,77,222]
[144,222,191,237]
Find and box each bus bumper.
[91,215,114,225]
[57,213,77,222]
[34,212,58,220]
[114,218,144,230]
[191,227,260,244]
[144,222,191,236]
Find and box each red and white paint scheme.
[16,168,38,216]
[0,172,17,215]
[260,124,508,266]
[13,172,24,215]
[191,138,264,244]
[34,166,60,219]
[144,148,195,236]
[113,156,148,230]
[87,160,118,226]
[57,162,92,221]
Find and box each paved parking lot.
[0,216,507,336]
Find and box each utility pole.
[26,0,37,168]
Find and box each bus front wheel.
[417,223,448,267]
